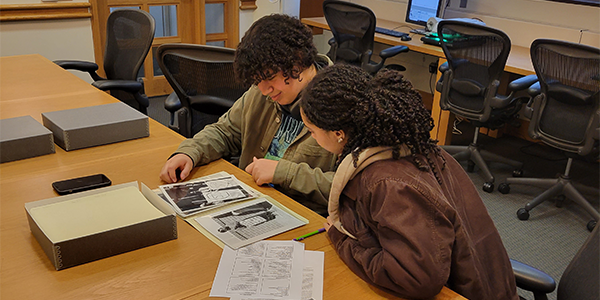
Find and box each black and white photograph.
[195,198,307,249]
[159,175,256,217]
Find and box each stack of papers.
[211,240,324,300]
[159,175,257,217]
[156,172,308,250]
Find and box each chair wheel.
[517,208,530,220]
[498,183,510,194]
[512,169,523,177]
[587,220,597,232]
[482,182,494,193]
[467,160,475,173]
[555,195,566,208]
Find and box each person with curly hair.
[300,64,518,300]
[160,14,337,215]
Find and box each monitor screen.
[405,0,444,26]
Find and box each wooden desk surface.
[0,54,465,300]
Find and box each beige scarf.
[328,145,411,239]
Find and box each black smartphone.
[52,174,112,195]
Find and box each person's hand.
[160,154,193,183]
[324,216,333,232]
[245,156,278,186]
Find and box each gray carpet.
[452,121,598,300]
[148,96,599,300]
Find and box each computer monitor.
[405,0,446,27]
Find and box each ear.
[334,130,345,140]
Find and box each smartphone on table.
[52,174,112,195]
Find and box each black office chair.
[435,20,536,192]
[157,43,249,138]
[54,9,155,115]
[322,0,409,74]
[498,39,600,230]
[511,223,599,300]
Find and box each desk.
[0,54,465,300]
[301,17,535,145]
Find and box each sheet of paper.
[210,240,305,300]
[159,175,257,217]
[299,251,324,300]
[229,250,324,300]
[195,198,307,249]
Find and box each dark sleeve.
[330,179,456,299]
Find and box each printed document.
[195,198,306,249]
[210,240,305,299]
[228,250,324,300]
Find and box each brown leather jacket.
[327,148,518,300]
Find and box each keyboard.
[421,34,486,49]
[375,27,408,38]
[420,36,442,46]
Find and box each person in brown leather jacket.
[159,14,337,215]
[300,64,518,300]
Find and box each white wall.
[0,0,96,83]
[240,0,287,36]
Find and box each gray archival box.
[0,115,55,163]
[42,102,149,151]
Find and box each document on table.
[195,198,307,249]
[210,240,312,300]
[229,250,324,300]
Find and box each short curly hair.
[301,64,446,183]
[234,14,318,86]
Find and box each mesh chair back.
[104,9,155,81]
[103,9,155,111]
[323,0,375,66]
[530,39,600,154]
[158,43,248,115]
[557,224,599,300]
[438,20,510,117]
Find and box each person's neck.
[300,64,317,84]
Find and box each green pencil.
[293,228,326,241]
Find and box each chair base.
[443,142,524,193]
[500,160,600,230]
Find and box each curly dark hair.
[234,14,318,86]
[301,64,446,184]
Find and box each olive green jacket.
[173,57,337,213]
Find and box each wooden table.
[302,17,535,145]
[0,54,465,300]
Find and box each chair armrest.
[379,45,409,59]
[189,95,235,115]
[54,60,104,81]
[92,80,149,114]
[438,61,449,73]
[92,80,143,94]
[436,62,449,92]
[328,37,336,46]
[528,82,541,97]
[164,92,182,113]
[54,60,98,72]
[508,74,538,91]
[511,259,556,294]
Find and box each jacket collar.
[328,145,410,238]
